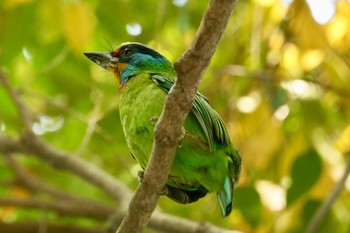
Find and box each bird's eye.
[121,47,134,57]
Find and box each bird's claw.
[137,171,145,183]
[158,185,169,196]
[177,127,187,148]
[149,117,159,127]
[137,171,169,196]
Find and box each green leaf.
[235,186,262,227]
[290,199,336,233]
[287,150,322,205]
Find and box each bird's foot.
[137,171,145,183]
[177,127,187,148]
[137,171,169,195]
[158,185,169,196]
[149,117,159,127]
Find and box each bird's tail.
[217,176,234,217]
[167,185,207,204]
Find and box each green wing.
[151,74,231,151]
[151,74,241,217]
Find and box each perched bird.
[84,42,241,217]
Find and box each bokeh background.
[1,0,350,232]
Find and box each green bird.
[84,42,241,217]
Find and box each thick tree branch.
[148,214,242,233]
[0,135,241,233]
[0,222,104,233]
[116,0,238,232]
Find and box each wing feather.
[151,75,231,151]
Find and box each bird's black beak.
[84,52,116,70]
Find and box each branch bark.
[7,155,91,202]
[0,133,132,206]
[0,222,104,233]
[0,197,113,220]
[0,70,33,130]
[116,0,238,232]
[0,134,241,233]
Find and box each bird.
[84,42,241,217]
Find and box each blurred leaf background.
[1,0,350,232]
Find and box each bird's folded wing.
[150,74,231,151]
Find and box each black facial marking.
[118,43,165,60]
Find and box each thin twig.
[0,222,104,233]
[19,46,69,89]
[24,89,116,145]
[0,70,33,130]
[305,153,350,233]
[75,90,104,156]
[0,134,239,233]
[0,133,132,206]
[7,155,81,201]
[305,78,350,99]
[0,197,113,219]
[6,155,112,208]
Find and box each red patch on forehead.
[112,49,120,57]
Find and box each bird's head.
[84,42,175,88]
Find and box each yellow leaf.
[287,0,328,50]
[300,49,325,71]
[335,124,350,154]
[253,0,275,7]
[5,0,32,9]
[281,43,302,78]
[231,101,283,170]
[62,2,94,53]
[326,1,350,53]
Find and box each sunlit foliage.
[1,0,350,232]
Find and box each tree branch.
[0,222,104,233]
[0,70,33,131]
[0,197,113,220]
[7,155,87,201]
[0,134,241,233]
[75,90,105,156]
[305,152,350,233]
[0,133,132,207]
[6,155,115,214]
[116,0,238,232]
[148,214,242,233]
[0,71,132,206]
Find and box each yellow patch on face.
[112,72,121,87]
[111,62,127,87]
[117,62,127,71]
